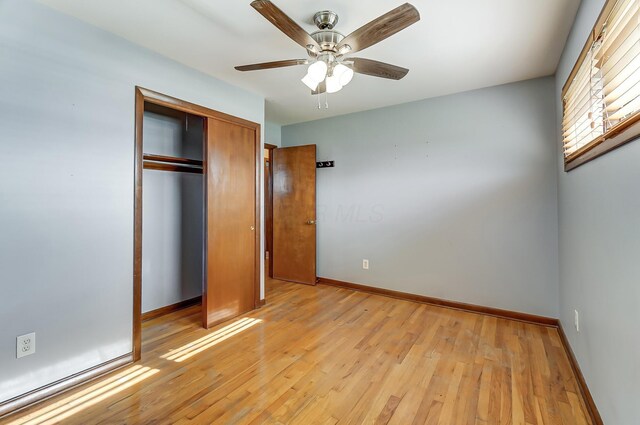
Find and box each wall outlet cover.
[362,259,369,270]
[17,332,36,358]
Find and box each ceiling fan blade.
[251,0,320,53]
[349,58,409,80]
[336,3,420,55]
[235,59,308,71]
[312,80,326,95]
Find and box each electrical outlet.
[574,310,580,332]
[17,332,36,358]
[362,259,369,270]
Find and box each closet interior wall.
[142,104,204,314]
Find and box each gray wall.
[0,0,263,403]
[555,0,640,423]
[283,77,560,317]
[142,112,203,313]
[265,120,282,147]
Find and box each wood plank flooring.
[3,277,592,424]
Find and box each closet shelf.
[143,153,203,174]
[143,154,203,167]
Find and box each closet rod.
[143,161,203,174]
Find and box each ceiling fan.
[235,1,420,95]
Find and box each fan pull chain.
[315,92,330,109]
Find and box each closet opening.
[133,87,261,362]
[140,103,205,326]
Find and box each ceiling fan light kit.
[236,1,419,101]
[301,53,354,94]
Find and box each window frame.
[562,0,640,171]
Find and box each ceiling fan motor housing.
[309,10,345,54]
[310,30,344,54]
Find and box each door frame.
[264,143,277,278]
[133,87,261,361]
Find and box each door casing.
[264,143,277,278]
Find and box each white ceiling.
[40,0,580,125]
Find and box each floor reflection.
[162,317,262,362]
[9,366,159,425]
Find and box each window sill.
[565,119,640,171]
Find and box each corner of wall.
[265,121,282,147]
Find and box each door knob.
[306,220,316,225]
[250,225,255,231]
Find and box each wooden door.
[272,145,316,285]
[204,117,258,328]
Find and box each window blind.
[562,0,640,162]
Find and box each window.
[562,0,640,170]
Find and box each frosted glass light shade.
[333,63,354,86]
[325,75,343,93]
[308,61,328,82]
[301,73,319,90]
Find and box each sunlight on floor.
[8,365,159,425]
[6,317,263,423]
[162,317,262,362]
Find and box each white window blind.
[562,0,640,161]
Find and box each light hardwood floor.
[4,277,591,424]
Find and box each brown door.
[272,145,316,285]
[203,117,257,328]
